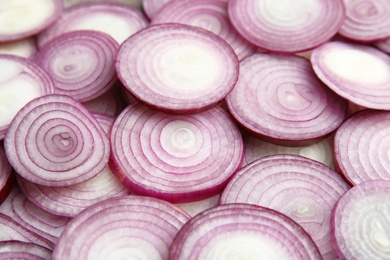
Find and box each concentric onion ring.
[4,94,110,187]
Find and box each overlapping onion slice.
[0,241,51,260]
[169,203,322,259]
[227,0,345,53]
[109,102,244,203]
[4,94,110,187]
[226,53,347,145]
[338,0,390,42]
[151,0,255,60]
[220,154,350,259]
[331,180,390,259]
[52,196,190,260]
[115,23,239,113]
[311,41,390,110]
[35,30,118,102]
[37,2,149,47]
[0,143,13,203]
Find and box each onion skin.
[0,241,52,260]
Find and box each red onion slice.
[334,109,390,185]
[37,2,149,47]
[116,23,239,113]
[226,53,347,144]
[0,55,54,140]
[0,241,51,260]
[109,102,244,203]
[331,180,390,259]
[220,154,350,259]
[52,195,190,260]
[0,143,13,203]
[311,41,390,110]
[0,37,37,59]
[227,0,346,53]
[169,203,322,259]
[338,0,390,42]
[151,0,255,60]
[35,30,118,102]
[0,0,63,42]
[4,94,110,187]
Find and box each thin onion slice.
[311,41,390,110]
[0,241,51,260]
[338,0,390,42]
[169,203,322,259]
[226,52,347,145]
[116,23,239,113]
[0,54,54,140]
[227,0,346,53]
[220,154,350,259]
[0,0,63,42]
[37,2,149,47]
[109,102,244,203]
[4,94,110,187]
[334,109,390,185]
[151,0,255,60]
[35,30,118,102]
[0,37,37,59]
[331,180,390,259]
[0,143,13,203]
[52,195,190,260]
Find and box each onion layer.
[0,241,51,260]
[4,94,110,187]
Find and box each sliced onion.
[227,0,346,53]
[35,30,118,102]
[0,241,51,260]
[331,180,390,259]
[175,194,220,217]
[37,2,149,47]
[109,102,244,203]
[4,94,110,187]
[116,23,239,113]
[0,0,63,42]
[375,36,390,54]
[52,195,190,260]
[0,37,37,59]
[338,0,390,42]
[169,203,322,259]
[151,0,255,60]
[226,53,347,145]
[0,55,54,140]
[0,143,13,203]
[311,41,390,110]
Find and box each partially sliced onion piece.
[0,0,63,42]
[220,154,350,259]
[0,37,37,59]
[169,203,322,259]
[0,143,13,203]
[116,23,239,113]
[0,55,54,140]
[338,0,390,42]
[109,102,244,203]
[4,94,110,187]
[331,180,390,259]
[52,195,190,260]
[35,30,118,102]
[0,241,51,260]
[311,41,390,110]
[227,0,346,53]
[226,53,347,145]
[37,2,149,47]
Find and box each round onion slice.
[4,94,110,187]
[331,180,390,259]
[226,53,347,144]
[375,36,390,54]
[52,195,190,260]
[109,102,244,203]
[37,2,149,47]
[220,154,350,259]
[35,30,118,102]
[311,41,390,110]
[227,0,346,53]
[338,0,390,42]
[0,241,51,260]
[0,37,37,59]
[0,54,54,140]
[151,0,255,60]
[169,203,322,259]
[334,109,390,185]
[116,23,239,113]
[0,0,63,42]
[0,143,13,203]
